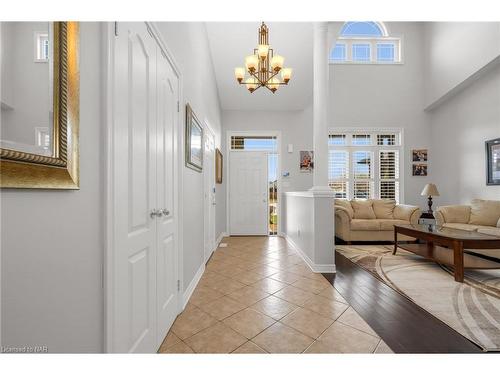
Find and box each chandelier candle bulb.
[258,44,269,59]
[234,67,245,83]
[245,55,258,72]
[281,68,292,83]
[271,55,284,71]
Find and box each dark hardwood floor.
[323,251,483,353]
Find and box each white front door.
[113,22,158,353]
[230,152,268,235]
[155,48,179,347]
[204,128,216,261]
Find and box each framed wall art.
[185,104,203,172]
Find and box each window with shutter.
[328,130,402,202]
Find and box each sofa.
[435,199,500,260]
[335,199,421,243]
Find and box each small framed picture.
[412,149,428,162]
[300,151,314,172]
[412,164,427,176]
[215,148,223,184]
[185,104,203,172]
[486,138,500,185]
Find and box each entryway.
[228,133,280,236]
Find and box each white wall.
[426,24,500,205]
[424,22,500,107]
[222,106,314,194]
[155,22,224,291]
[1,22,104,352]
[329,22,431,208]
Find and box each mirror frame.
[0,22,80,189]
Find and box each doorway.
[227,132,280,236]
[204,125,216,262]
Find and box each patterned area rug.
[336,245,500,352]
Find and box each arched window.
[330,22,401,64]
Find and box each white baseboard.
[182,262,205,310]
[215,232,227,249]
[283,234,336,274]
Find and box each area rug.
[336,245,500,352]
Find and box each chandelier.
[234,22,292,94]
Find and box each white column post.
[311,22,330,191]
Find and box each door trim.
[103,22,183,353]
[226,130,282,237]
[203,122,216,263]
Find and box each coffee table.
[393,224,500,282]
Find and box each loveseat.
[335,199,421,243]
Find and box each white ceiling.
[205,22,313,111]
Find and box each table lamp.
[421,183,440,217]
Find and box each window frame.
[328,128,404,203]
[34,31,50,62]
[330,23,404,65]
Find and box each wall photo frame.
[185,104,203,172]
[486,138,500,185]
[215,148,223,184]
[413,164,428,176]
[412,149,428,162]
[299,151,314,172]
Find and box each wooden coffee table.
[393,224,500,282]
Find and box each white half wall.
[283,191,335,273]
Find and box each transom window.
[330,22,402,64]
[328,130,403,202]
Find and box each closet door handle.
[150,209,161,219]
[161,209,170,216]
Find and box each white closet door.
[113,22,158,353]
[230,152,268,235]
[204,129,216,262]
[155,50,179,346]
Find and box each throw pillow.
[469,199,500,227]
[350,200,376,219]
[372,199,396,219]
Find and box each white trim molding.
[284,234,336,273]
[182,263,205,310]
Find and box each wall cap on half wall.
[285,188,334,198]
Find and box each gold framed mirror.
[0,21,79,189]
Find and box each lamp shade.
[421,183,440,197]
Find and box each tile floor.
[159,236,393,354]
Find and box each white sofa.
[335,199,421,243]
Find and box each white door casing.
[229,151,268,235]
[204,127,216,262]
[155,48,179,346]
[110,22,180,353]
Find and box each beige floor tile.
[231,341,267,354]
[204,276,246,295]
[300,294,349,320]
[230,271,266,285]
[292,277,331,294]
[314,321,380,353]
[374,340,394,353]
[223,308,276,339]
[273,285,316,306]
[249,264,280,277]
[212,265,247,278]
[188,286,224,307]
[227,285,270,306]
[317,286,348,304]
[158,331,181,352]
[268,271,305,284]
[184,322,247,353]
[252,322,314,353]
[198,296,246,320]
[170,305,218,340]
[281,307,334,339]
[251,277,288,294]
[162,341,195,353]
[286,264,317,278]
[337,307,378,337]
[250,295,299,320]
